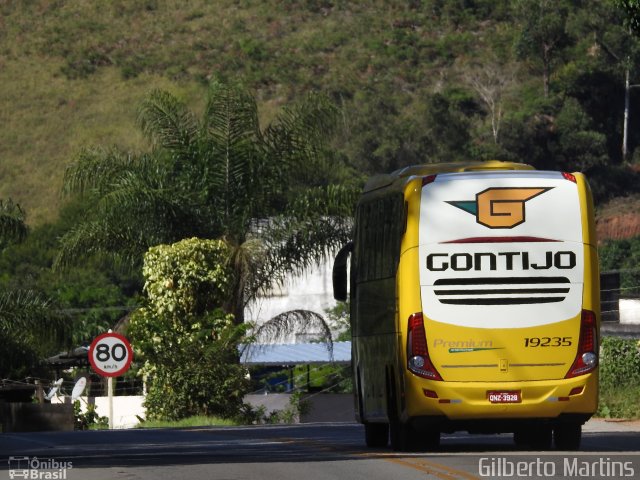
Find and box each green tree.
[127,238,249,420]
[0,198,27,249]
[514,0,572,98]
[56,80,357,324]
[0,290,67,378]
[553,97,608,171]
[0,200,68,378]
[614,0,640,34]
[0,199,140,347]
[562,0,640,163]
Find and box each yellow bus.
[333,161,599,451]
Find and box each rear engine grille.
[433,276,571,305]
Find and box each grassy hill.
[1,0,639,224]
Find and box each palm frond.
[137,89,199,159]
[59,151,213,272]
[244,215,351,304]
[0,290,68,345]
[247,309,333,358]
[62,146,142,196]
[264,92,339,169]
[287,184,359,219]
[0,198,27,245]
[54,219,148,272]
[0,290,71,377]
[107,178,209,241]
[204,82,263,193]
[202,80,272,238]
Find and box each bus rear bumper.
[411,413,593,434]
[404,373,598,425]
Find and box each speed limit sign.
[89,332,134,377]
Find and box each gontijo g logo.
[447,187,552,229]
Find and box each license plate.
[487,391,521,403]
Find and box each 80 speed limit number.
[89,332,134,377]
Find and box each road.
[2,420,640,480]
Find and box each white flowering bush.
[128,238,249,420]
[142,237,232,317]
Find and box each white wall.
[620,299,640,324]
[53,395,145,429]
[245,258,339,342]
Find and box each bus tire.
[554,423,581,450]
[418,427,440,451]
[390,420,414,451]
[513,430,528,448]
[514,427,552,450]
[390,421,439,451]
[529,426,553,450]
[365,422,389,448]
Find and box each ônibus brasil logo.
[447,187,552,229]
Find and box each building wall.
[246,258,339,342]
[0,402,74,432]
[52,393,356,428]
[53,395,145,429]
[620,299,640,324]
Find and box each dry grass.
[0,56,203,224]
[0,0,357,224]
[596,195,640,242]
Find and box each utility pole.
[622,65,640,162]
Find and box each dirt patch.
[597,213,640,242]
[596,195,640,243]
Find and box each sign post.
[108,377,114,429]
[89,331,134,429]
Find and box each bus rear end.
[400,170,599,450]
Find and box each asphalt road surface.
[2,420,639,480]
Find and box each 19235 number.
[524,336,572,347]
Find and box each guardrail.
[600,271,640,338]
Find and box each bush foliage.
[598,337,640,418]
[128,238,248,420]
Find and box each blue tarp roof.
[240,341,351,366]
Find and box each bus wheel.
[390,421,439,451]
[554,423,581,450]
[365,422,389,448]
[390,420,414,451]
[529,427,553,450]
[513,430,528,449]
[514,427,552,450]
[418,428,440,451]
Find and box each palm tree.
[0,290,68,378]
[0,198,28,248]
[56,80,358,325]
[1,200,68,378]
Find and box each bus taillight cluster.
[407,312,443,381]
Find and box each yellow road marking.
[265,435,481,479]
[385,457,481,480]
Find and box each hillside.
[1,0,639,224]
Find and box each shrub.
[600,337,640,389]
[74,401,108,430]
[127,238,249,421]
[598,337,640,418]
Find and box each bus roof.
[363,160,534,193]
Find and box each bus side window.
[355,194,404,283]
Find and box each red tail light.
[407,312,442,381]
[565,309,598,378]
[562,172,577,183]
[422,174,437,186]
